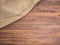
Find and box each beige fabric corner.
[0,0,40,28]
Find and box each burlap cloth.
[0,0,40,28]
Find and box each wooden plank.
[0,0,60,45]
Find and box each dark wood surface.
[0,0,60,45]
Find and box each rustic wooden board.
[0,0,60,45]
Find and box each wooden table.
[0,0,60,45]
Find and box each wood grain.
[0,0,60,45]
